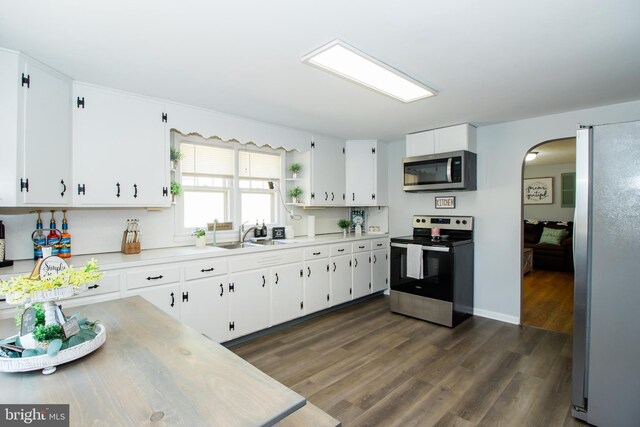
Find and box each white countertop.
[0,233,388,277]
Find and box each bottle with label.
[59,210,71,258]
[0,220,5,262]
[261,219,267,237]
[33,210,46,260]
[254,220,260,238]
[47,210,60,256]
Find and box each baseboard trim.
[473,308,520,325]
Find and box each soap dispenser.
[261,219,267,238]
[254,220,260,238]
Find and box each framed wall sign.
[524,177,553,204]
[435,196,456,209]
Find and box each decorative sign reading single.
[39,256,69,279]
[435,196,456,209]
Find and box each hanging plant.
[170,147,184,161]
[170,181,183,196]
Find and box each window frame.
[173,133,285,243]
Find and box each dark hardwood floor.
[522,270,574,334]
[231,296,586,426]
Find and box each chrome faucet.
[239,221,257,243]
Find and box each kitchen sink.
[214,239,298,249]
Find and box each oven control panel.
[413,215,473,231]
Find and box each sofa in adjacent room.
[523,220,574,272]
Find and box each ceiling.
[1,1,639,142]
[526,138,576,166]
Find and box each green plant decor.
[288,162,302,174]
[193,227,206,238]
[170,147,184,161]
[170,180,183,196]
[337,219,351,229]
[288,187,303,198]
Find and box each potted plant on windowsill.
[170,181,182,203]
[170,147,184,170]
[288,187,303,204]
[193,227,206,248]
[288,163,302,179]
[338,219,351,237]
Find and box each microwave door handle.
[446,157,453,183]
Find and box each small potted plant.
[193,227,206,248]
[170,147,184,170]
[288,163,302,179]
[170,180,182,203]
[288,187,303,204]
[338,219,351,237]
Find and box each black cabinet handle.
[275,273,279,284]
[229,283,235,292]
[116,182,121,198]
[358,245,365,249]
[201,268,215,272]
[333,262,336,272]
[313,252,321,256]
[60,179,66,197]
[182,292,189,302]
[326,294,330,302]
[307,267,311,277]
[88,284,100,290]
[170,292,175,307]
[219,283,224,297]
[262,275,265,287]
[354,258,358,268]
[133,184,138,198]
[331,192,335,201]
[77,184,86,195]
[324,192,328,201]
[338,249,345,252]
[352,193,355,201]
[373,255,377,263]
[146,275,164,280]
[377,243,383,247]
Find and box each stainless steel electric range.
[390,215,474,327]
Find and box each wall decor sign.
[524,177,553,204]
[435,196,456,209]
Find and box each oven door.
[390,243,453,302]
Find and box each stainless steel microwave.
[403,150,477,192]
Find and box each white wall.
[388,99,640,324]
[523,162,576,222]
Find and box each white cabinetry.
[371,248,389,293]
[294,136,345,206]
[0,49,71,206]
[303,247,330,313]
[72,83,169,207]
[330,243,352,305]
[345,140,388,206]
[352,242,372,298]
[228,269,270,339]
[406,124,477,157]
[126,265,181,320]
[271,263,304,325]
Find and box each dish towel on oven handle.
[406,244,423,279]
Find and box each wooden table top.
[0,296,305,426]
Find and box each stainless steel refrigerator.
[572,120,640,426]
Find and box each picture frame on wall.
[435,196,456,209]
[523,177,553,204]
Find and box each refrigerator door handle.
[571,125,592,416]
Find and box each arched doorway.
[520,137,576,333]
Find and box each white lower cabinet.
[330,253,353,305]
[131,283,181,320]
[271,262,304,326]
[371,248,389,293]
[228,269,270,339]
[304,258,330,314]
[352,252,372,299]
[181,277,228,343]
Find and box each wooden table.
[0,297,305,426]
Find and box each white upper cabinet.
[345,140,388,206]
[406,124,477,157]
[293,136,345,206]
[72,83,170,207]
[0,49,71,206]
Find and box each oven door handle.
[446,157,453,183]
[391,243,450,253]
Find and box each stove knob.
[421,219,426,223]
[456,220,461,224]
[415,218,420,223]
[462,220,467,225]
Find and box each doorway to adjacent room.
[520,137,576,333]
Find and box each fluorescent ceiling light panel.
[302,40,436,103]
